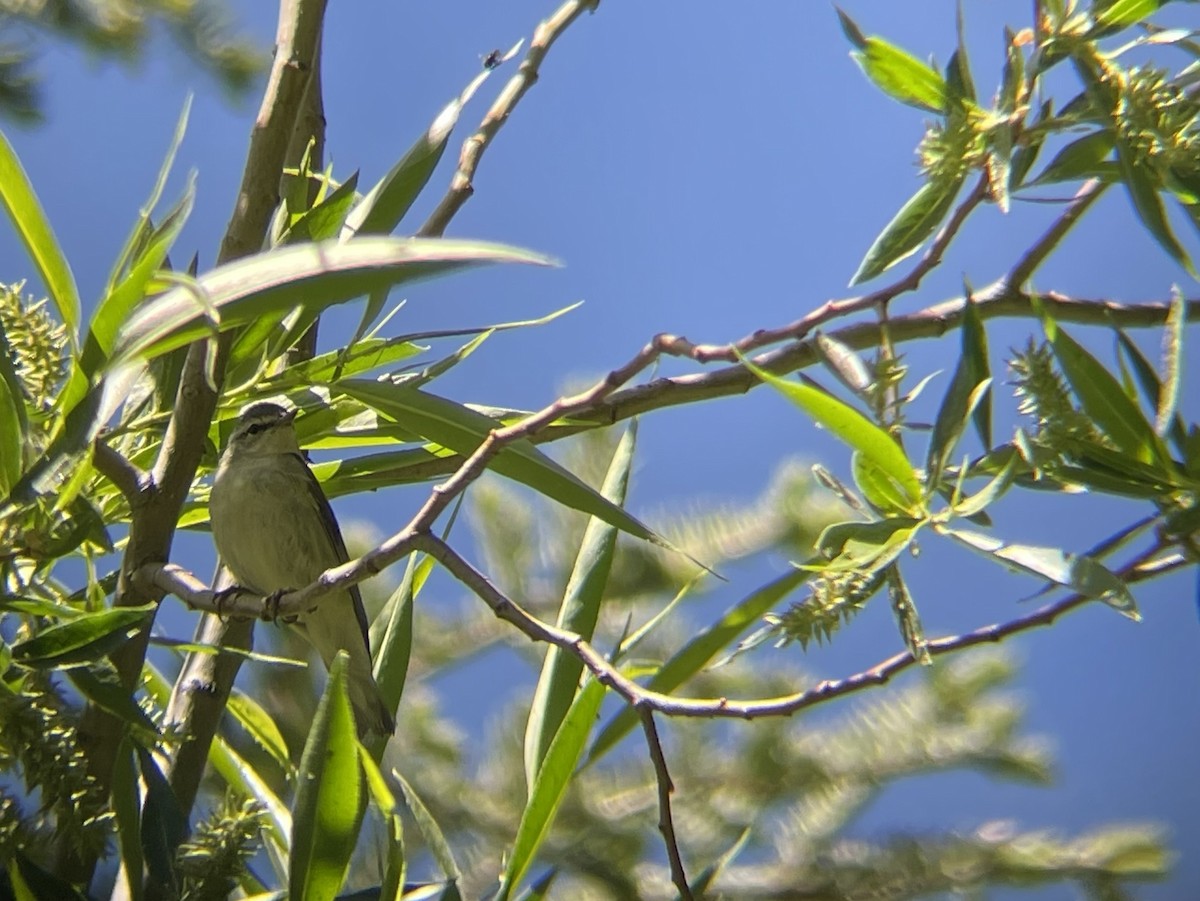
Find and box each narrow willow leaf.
[888,567,931,664]
[0,128,80,342]
[1030,130,1115,185]
[962,295,991,448]
[226,689,291,772]
[284,170,361,243]
[852,452,916,514]
[813,518,923,574]
[525,422,636,792]
[340,380,669,548]
[111,737,144,901]
[394,770,460,882]
[952,452,1018,519]
[927,367,993,491]
[1156,287,1185,437]
[941,526,1140,619]
[137,745,188,892]
[67,665,158,737]
[499,678,607,901]
[739,354,921,507]
[844,17,948,112]
[1094,0,1163,29]
[851,174,964,285]
[1115,330,1188,453]
[290,653,361,901]
[689,828,752,898]
[111,237,553,367]
[359,748,406,900]
[11,604,154,668]
[1038,303,1169,469]
[372,554,419,728]
[106,94,192,297]
[0,366,20,494]
[588,568,810,763]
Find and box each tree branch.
[639,708,692,900]
[68,0,330,887]
[137,537,1189,726]
[418,0,600,237]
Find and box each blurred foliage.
[0,0,265,123]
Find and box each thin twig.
[1005,178,1107,288]
[418,0,600,237]
[639,708,692,900]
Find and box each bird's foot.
[213,585,245,620]
[264,588,299,624]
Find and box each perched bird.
[209,401,394,737]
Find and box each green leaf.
[851,174,965,285]
[888,566,930,664]
[1030,130,1115,185]
[498,678,607,901]
[10,604,155,669]
[290,652,362,901]
[588,568,810,763]
[359,748,406,900]
[137,744,188,893]
[1094,0,1163,29]
[813,518,923,574]
[226,688,291,772]
[340,381,670,548]
[952,451,1018,518]
[962,294,992,448]
[111,237,554,367]
[739,354,921,508]
[111,737,144,901]
[0,128,80,343]
[284,170,361,243]
[927,367,993,491]
[1115,329,1188,454]
[67,664,159,737]
[525,423,636,791]
[839,10,947,113]
[1038,306,1170,469]
[940,526,1140,619]
[852,452,917,514]
[0,352,21,494]
[393,769,460,883]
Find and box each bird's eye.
[246,422,269,436]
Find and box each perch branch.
[137,537,1189,725]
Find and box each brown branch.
[91,440,148,508]
[67,0,330,887]
[417,0,600,237]
[324,289,1200,488]
[1005,178,1107,288]
[143,527,1189,728]
[639,708,692,900]
[162,7,330,822]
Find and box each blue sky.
[3,1,1198,895]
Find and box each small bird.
[209,401,395,737]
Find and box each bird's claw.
[264,588,296,624]
[213,585,243,620]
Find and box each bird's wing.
[291,451,372,650]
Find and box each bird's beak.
[282,409,299,425]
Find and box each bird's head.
[225,401,302,458]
